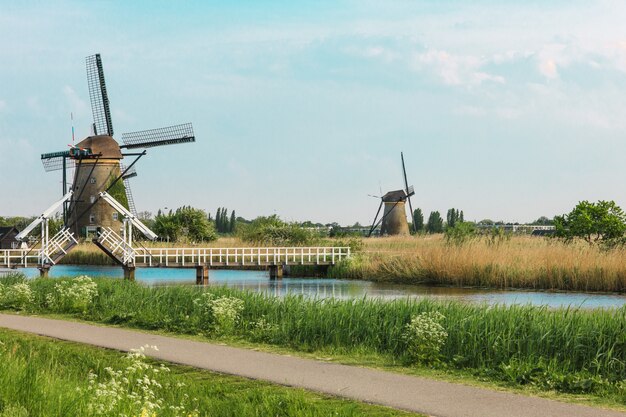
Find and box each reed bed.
[0,328,408,417]
[14,276,626,399]
[331,235,626,292]
[60,235,626,292]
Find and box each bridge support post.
[38,267,50,278]
[269,264,283,280]
[196,266,209,285]
[123,266,136,281]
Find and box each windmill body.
[66,135,124,237]
[380,190,410,235]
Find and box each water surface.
[20,265,626,309]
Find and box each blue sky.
[1,0,626,225]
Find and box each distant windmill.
[40,54,195,237]
[368,152,416,237]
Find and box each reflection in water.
[19,265,626,309]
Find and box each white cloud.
[63,86,88,117]
[539,59,559,79]
[411,49,505,86]
[0,100,6,112]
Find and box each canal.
[19,265,626,309]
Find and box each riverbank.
[0,327,414,417]
[58,236,626,292]
[1,274,625,407]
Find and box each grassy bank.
[0,327,414,417]
[2,274,625,405]
[331,235,626,292]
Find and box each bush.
[193,293,244,335]
[0,282,33,311]
[401,312,448,364]
[444,222,477,246]
[45,276,98,313]
[239,215,317,246]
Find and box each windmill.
[40,53,195,238]
[367,152,416,237]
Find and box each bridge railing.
[0,250,40,268]
[135,246,351,267]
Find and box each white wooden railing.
[134,247,351,267]
[0,250,40,268]
[0,246,351,269]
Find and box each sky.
[1,0,626,225]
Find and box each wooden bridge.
[5,195,351,283]
[0,245,351,283]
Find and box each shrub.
[45,276,98,313]
[193,293,244,335]
[239,215,317,246]
[401,312,448,364]
[0,283,33,311]
[444,222,477,246]
[249,316,279,343]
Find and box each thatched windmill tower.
[368,152,416,236]
[40,54,195,238]
[380,190,411,235]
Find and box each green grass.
[3,274,626,407]
[0,327,417,417]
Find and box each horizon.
[2,1,626,225]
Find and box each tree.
[446,208,460,229]
[215,208,222,232]
[154,206,217,242]
[532,216,553,225]
[554,200,626,244]
[426,211,444,234]
[229,210,236,233]
[412,208,424,232]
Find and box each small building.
[0,226,20,249]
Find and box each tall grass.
[331,235,626,292]
[0,328,411,417]
[60,236,626,292]
[10,275,626,400]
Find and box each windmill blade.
[400,152,417,232]
[86,53,114,136]
[41,151,75,172]
[123,178,138,216]
[406,194,416,233]
[119,162,138,179]
[368,199,384,237]
[401,152,411,194]
[120,123,195,149]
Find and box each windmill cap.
[382,189,407,202]
[75,135,122,159]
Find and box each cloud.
[63,86,88,116]
[411,49,505,86]
[0,100,6,112]
[539,59,558,78]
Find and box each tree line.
[410,208,464,234]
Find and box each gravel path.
[0,314,623,417]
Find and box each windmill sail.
[41,151,75,172]
[86,54,114,136]
[123,178,137,216]
[121,123,195,149]
[400,152,416,232]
